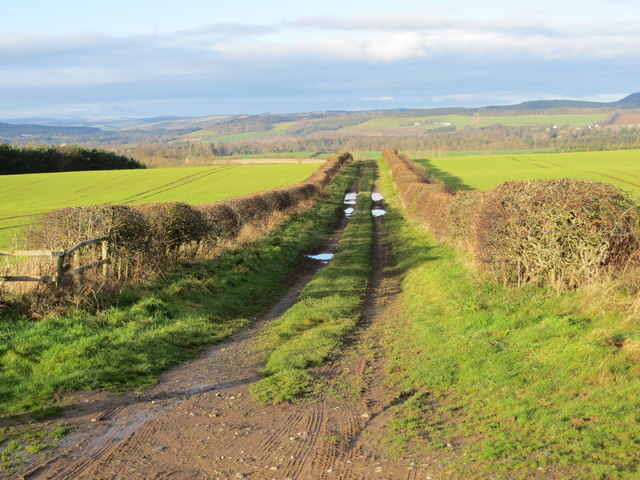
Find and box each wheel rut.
[10,161,442,480]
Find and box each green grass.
[415,148,559,157]
[352,151,384,160]
[0,163,358,417]
[0,424,67,472]
[377,158,640,478]
[0,163,319,248]
[416,148,640,195]
[251,161,374,404]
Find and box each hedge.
[384,149,640,289]
[25,152,353,278]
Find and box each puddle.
[371,209,387,217]
[344,200,357,205]
[344,208,355,217]
[306,253,334,264]
[344,192,357,202]
[371,192,384,202]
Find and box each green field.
[377,160,640,477]
[0,164,319,248]
[182,121,295,143]
[417,148,640,194]
[343,113,609,131]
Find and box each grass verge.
[251,161,375,404]
[377,158,640,479]
[0,164,358,416]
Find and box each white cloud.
[364,96,395,101]
[432,94,475,103]
[1,14,638,118]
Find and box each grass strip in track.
[251,161,375,404]
[0,163,359,419]
[377,158,640,478]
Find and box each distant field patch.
[475,113,608,127]
[0,164,319,248]
[613,115,640,125]
[227,152,332,159]
[405,148,558,158]
[182,121,295,143]
[417,149,640,194]
[343,116,473,131]
[343,114,608,132]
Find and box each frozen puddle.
[371,209,387,217]
[371,192,384,202]
[306,253,334,264]
[344,192,357,204]
[344,207,355,217]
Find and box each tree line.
[0,143,145,175]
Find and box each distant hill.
[0,122,100,135]
[1,92,638,144]
[614,92,640,108]
[485,92,640,111]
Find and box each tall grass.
[377,158,640,479]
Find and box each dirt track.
[10,166,447,480]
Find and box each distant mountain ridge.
[486,92,640,111]
[1,92,638,137]
[0,122,100,135]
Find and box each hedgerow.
[474,179,640,289]
[23,152,353,286]
[384,149,640,289]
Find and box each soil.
[8,167,450,480]
[612,114,640,125]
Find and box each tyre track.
[11,161,439,479]
[10,164,361,480]
[121,166,234,204]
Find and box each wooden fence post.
[54,254,64,287]
[102,240,109,278]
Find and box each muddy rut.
[10,164,444,480]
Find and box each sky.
[1,0,639,119]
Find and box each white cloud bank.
[0,14,638,117]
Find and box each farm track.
[9,161,443,480]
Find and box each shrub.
[29,204,148,253]
[225,194,272,226]
[261,189,295,212]
[195,203,243,243]
[407,188,456,241]
[306,152,352,186]
[474,179,640,289]
[133,202,206,251]
[289,183,321,203]
[448,190,485,250]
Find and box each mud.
[9,163,449,480]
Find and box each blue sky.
[1,0,639,118]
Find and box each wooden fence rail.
[0,237,109,286]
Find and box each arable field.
[417,148,640,194]
[342,113,609,131]
[0,163,319,248]
[181,121,295,142]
